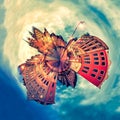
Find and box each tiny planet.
[18,27,110,105]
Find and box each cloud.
[116,107,120,112]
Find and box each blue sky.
[0,0,120,120]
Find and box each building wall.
[78,50,109,87]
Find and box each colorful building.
[18,27,110,105]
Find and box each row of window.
[82,40,103,52]
[84,44,101,52]
[42,64,51,75]
[81,66,105,81]
[81,39,96,49]
[27,79,46,99]
[93,52,106,66]
[90,74,102,80]
[25,71,35,83]
[38,74,55,88]
[24,67,46,100]
[83,52,106,66]
[91,56,105,60]
[93,51,104,56]
[38,74,49,86]
[38,87,45,94]
[94,61,105,65]
[81,66,89,73]
[91,70,104,77]
[27,80,39,95]
[82,67,104,74]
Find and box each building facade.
[67,34,110,87]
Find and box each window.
[92,46,97,49]
[97,76,101,80]
[101,57,105,60]
[54,75,57,79]
[52,83,54,87]
[46,81,49,85]
[100,71,104,74]
[102,62,105,65]
[91,74,95,77]
[94,62,99,65]
[82,46,87,49]
[85,61,90,64]
[88,43,92,46]
[93,69,98,72]
[84,57,90,60]
[44,80,47,84]
[82,70,87,73]
[84,66,89,70]
[95,41,98,43]
[100,52,104,55]
[93,53,98,56]
[85,49,90,51]
[85,41,90,44]
[38,75,42,78]
[94,57,99,60]
[99,44,102,47]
